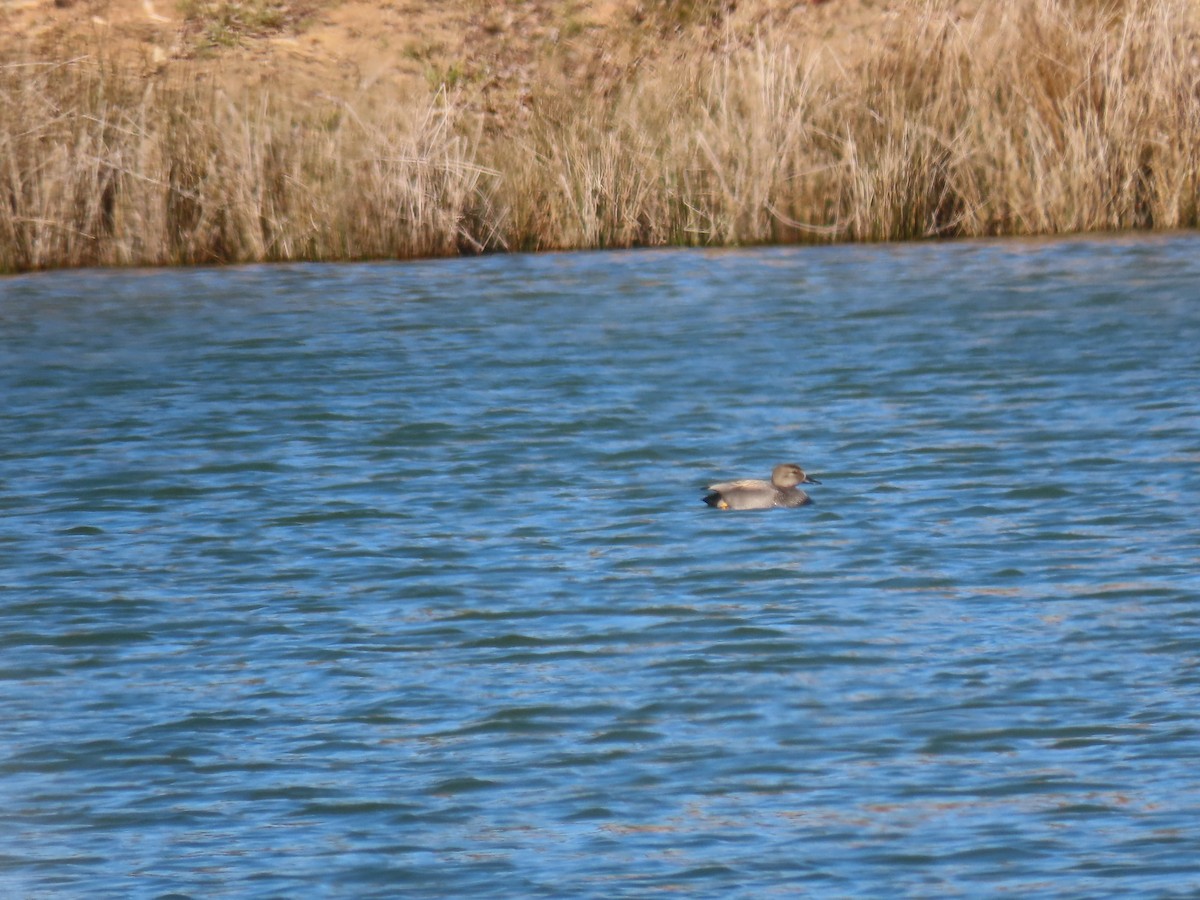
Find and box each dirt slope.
[3,0,911,108]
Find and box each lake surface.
[2,236,1199,898]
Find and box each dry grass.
[0,54,495,270]
[841,0,1200,237]
[508,0,1200,248]
[4,0,1200,272]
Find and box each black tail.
[702,491,722,507]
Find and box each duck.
[703,463,821,510]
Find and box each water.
[2,235,1198,898]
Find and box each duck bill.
[803,476,821,485]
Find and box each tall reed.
[3,0,1199,272]
[0,54,496,271]
[840,0,1200,237]
[506,0,1200,248]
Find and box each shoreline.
[4,0,1200,273]
[9,228,1200,281]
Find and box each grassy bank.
[3,0,1200,272]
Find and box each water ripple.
[2,236,1199,897]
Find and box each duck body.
[703,463,820,510]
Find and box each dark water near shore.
[2,236,1199,898]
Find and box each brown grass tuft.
[3,0,1200,272]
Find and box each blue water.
[2,236,1199,897]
